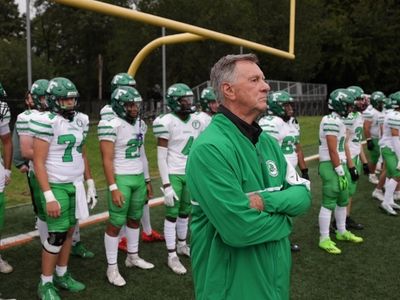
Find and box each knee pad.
[43,231,67,254]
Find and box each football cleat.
[380,202,398,216]
[53,272,85,292]
[0,256,13,274]
[390,202,400,210]
[107,265,126,287]
[369,174,379,185]
[141,230,165,243]
[336,230,363,243]
[125,254,154,270]
[167,256,187,275]
[319,238,341,254]
[372,189,384,202]
[118,237,127,252]
[177,244,190,257]
[71,242,95,259]
[37,281,60,300]
[346,216,364,230]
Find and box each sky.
[15,0,36,16]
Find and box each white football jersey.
[16,109,40,136]
[343,112,363,157]
[362,107,384,138]
[100,104,116,121]
[319,112,347,162]
[29,111,89,183]
[153,113,203,174]
[0,102,11,136]
[258,115,299,167]
[98,117,147,175]
[194,111,212,129]
[379,110,400,150]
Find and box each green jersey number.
[58,134,76,162]
[181,136,194,156]
[125,139,142,159]
[281,136,296,155]
[352,127,363,143]
[338,136,345,152]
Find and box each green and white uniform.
[379,110,400,178]
[319,112,349,209]
[153,113,203,217]
[187,113,311,300]
[100,104,116,121]
[97,116,149,226]
[0,106,10,231]
[363,106,384,164]
[29,111,89,232]
[194,111,212,129]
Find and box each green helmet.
[370,91,386,110]
[0,82,7,100]
[47,77,79,120]
[390,92,400,109]
[328,88,356,117]
[384,96,393,110]
[111,73,136,93]
[111,86,142,124]
[347,86,364,99]
[30,79,49,110]
[199,87,217,112]
[267,91,294,119]
[166,83,194,114]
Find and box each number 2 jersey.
[343,112,363,157]
[318,112,346,163]
[153,113,203,175]
[29,111,89,183]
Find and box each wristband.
[334,165,345,176]
[43,190,56,203]
[145,178,151,183]
[109,183,118,191]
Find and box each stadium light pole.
[26,0,32,89]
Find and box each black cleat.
[346,216,364,230]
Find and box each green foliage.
[0,0,24,39]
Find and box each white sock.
[118,225,126,240]
[384,178,397,204]
[126,226,140,254]
[176,217,188,241]
[41,274,53,284]
[104,233,119,265]
[168,251,177,258]
[334,206,347,234]
[55,265,67,277]
[141,204,152,235]
[72,223,80,246]
[164,219,176,250]
[318,207,332,240]
[37,218,48,245]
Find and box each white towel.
[74,180,89,220]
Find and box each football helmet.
[199,87,217,112]
[110,73,136,93]
[370,91,386,111]
[328,88,356,117]
[47,77,79,120]
[166,83,194,114]
[111,86,142,124]
[347,86,364,99]
[390,91,400,109]
[267,91,294,121]
[0,82,7,100]
[30,79,49,111]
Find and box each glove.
[348,167,359,182]
[86,179,98,209]
[338,175,348,191]
[363,163,370,175]
[161,186,179,207]
[367,139,374,150]
[301,168,310,180]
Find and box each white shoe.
[369,174,379,185]
[380,203,397,216]
[167,256,187,275]
[125,255,154,270]
[372,189,384,202]
[0,256,13,274]
[177,244,190,257]
[107,266,126,287]
[394,191,400,201]
[390,202,400,210]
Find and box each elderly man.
[186,54,311,300]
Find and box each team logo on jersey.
[76,119,83,127]
[266,160,279,177]
[192,120,201,129]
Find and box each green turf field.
[1,116,399,299]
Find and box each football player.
[153,83,203,274]
[258,90,308,252]
[32,77,93,299]
[99,86,154,287]
[318,89,363,255]
[195,86,219,128]
[0,82,12,275]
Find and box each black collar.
[218,105,262,145]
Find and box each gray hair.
[210,53,259,103]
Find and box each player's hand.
[161,186,179,207]
[111,190,125,207]
[349,167,359,182]
[19,165,29,173]
[146,182,153,199]
[301,168,310,180]
[367,139,374,150]
[363,163,370,175]
[338,175,348,191]
[86,179,98,209]
[248,193,264,211]
[46,200,61,218]
[4,169,11,185]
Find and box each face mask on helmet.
[370,91,386,112]
[200,87,218,114]
[328,89,356,117]
[390,91,400,110]
[166,83,195,115]
[0,82,7,101]
[111,86,142,124]
[47,77,79,121]
[267,91,294,121]
[31,79,49,111]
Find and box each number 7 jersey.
[29,111,89,183]
[153,113,203,174]
[318,113,346,162]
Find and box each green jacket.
[187,113,311,300]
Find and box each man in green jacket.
[186,54,311,300]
